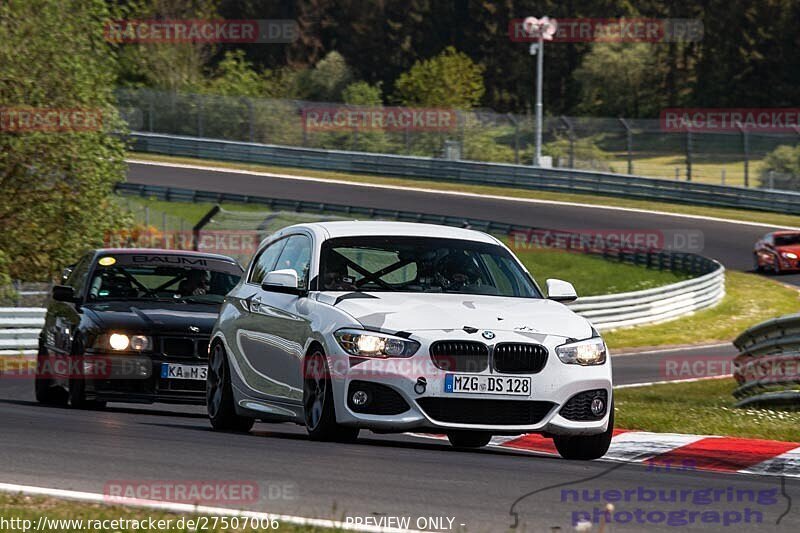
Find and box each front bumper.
[81,351,207,405]
[330,330,612,436]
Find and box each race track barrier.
[733,314,800,408]
[129,132,800,215]
[0,307,44,356]
[115,182,725,331]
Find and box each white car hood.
[317,292,593,340]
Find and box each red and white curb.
[410,431,800,478]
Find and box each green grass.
[615,378,800,441]
[516,247,689,297]
[604,271,800,349]
[0,493,325,532]
[606,153,767,187]
[129,152,800,228]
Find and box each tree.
[342,81,383,105]
[573,42,666,117]
[0,0,128,280]
[394,46,485,109]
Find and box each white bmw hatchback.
[208,221,613,459]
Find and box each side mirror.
[546,278,578,303]
[261,269,306,296]
[52,285,77,303]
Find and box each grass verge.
[129,152,800,228]
[615,378,800,442]
[604,271,800,349]
[0,493,324,532]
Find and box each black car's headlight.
[334,329,419,358]
[95,333,153,352]
[555,337,607,366]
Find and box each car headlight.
[334,329,419,358]
[97,333,152,352]
[556,337,607,366]
[781,252,798,259]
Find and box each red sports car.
[753,231,800,273]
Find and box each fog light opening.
[590,397,605,416]
[351,390,370,407]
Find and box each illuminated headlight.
[556,338,607,366]
[99,333,152,352]
[334,329,419,358]
[781,252,798,259]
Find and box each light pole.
[523,16,557,166]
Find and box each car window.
[248,238,288,284]
[274,235,312,289]
[64,254,92,295]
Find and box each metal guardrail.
[732,314,800,408]
[116,182,725,331]
[0,307,44,356]
[129,132,800,215]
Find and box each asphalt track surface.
[127,160,800,286]
[2,162,797,531]
[1,378,797,532]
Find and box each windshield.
[87,260,241,304]
[319,236,540,297]
[774,234,800,247]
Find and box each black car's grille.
[417,398,554,426]
[347,381,410,415]
[559,389,608,421]
[160,336,208,360]
[430,341,489,372]
[493,343,548,374]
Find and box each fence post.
[740,126,750,187]
[197,95,204,138]
[404,125,411,154]
[721,168,726,185]
[560,116,575,169]
[508,113,520,165]
[619,117,633,174]
[247,99,255,143]
[148,100,154,132]
[685,129,693,181]
[768,170,775,189]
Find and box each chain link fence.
[117,89,800,190]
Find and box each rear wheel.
[447,431,493,448]
[553,402,614,460]
[207,342,254,433]
[303,349,359,442]
[34,344,67,406]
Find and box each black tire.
[67,338,106,410]
[34,344,67,406]
[553,402,614,461]
[772,254,782,274]
[207,342,255,433]
[303,349,359,442]
[447,431,493,449]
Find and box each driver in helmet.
[179,269,211,296]
[437,251,481,290]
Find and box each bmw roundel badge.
[482,330,495,340]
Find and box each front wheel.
[447,431,493,448]
[553,403,614,460]
[207,342,255,433]
[303,350,359,442]
[67,339,106,410]
[753,254,763,273]
[34,345,67,406]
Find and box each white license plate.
[161,363,207,381]
[444,374,531,396]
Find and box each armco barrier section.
[130,132,800,215]
[0,307,44,356]
[733,314,800,408]
[115,182,725,331]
